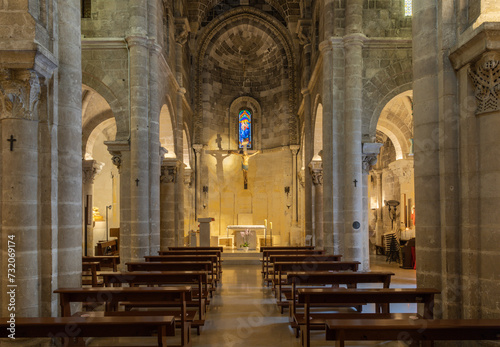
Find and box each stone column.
[160,159,179,250]
[175,89,186,246]
[0,69,41,317]
[374,170,384,247]
[193,144,203,219]
[126,35,151,262]
[290,145,300,222]
[106,140,131,270]
[82,159,104,256]
[309,161,324,250]
[413,0,442,313]
[149,43,162,255]
[343,0,365,264]
[57,0,83,291]
[302,88,314,240]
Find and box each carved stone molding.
[111,154,122,172]
[193,144,204,155]
[105,140,130,174]
[290,145,300,155]
[184,168,194,187]
[175,17,190,45]
[298,167,306,188]
[468,52,500,115]
[309,160,323,186]
[296,19,312,46]
[0,69,41,121]
[82,159,104,185]
[362,142,383,175]
[161,165,177,184]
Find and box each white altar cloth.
[226,225,268,249]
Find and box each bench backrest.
[274,261,360,272]
[269,255,343,263]
[287,271,394,287]
[126,261,212,272]
[167,246,224,252]
[260,246,315,252]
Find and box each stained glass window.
[405,0,412,16]
[239,109,252,148]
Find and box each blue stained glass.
[239,110,252,148]
[405,0,412,16]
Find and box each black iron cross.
[135,178,139,186]
[216,134,222,150]
[7,135,16,151]
[353,179,358,187]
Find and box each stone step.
[222,250,261,265]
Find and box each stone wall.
[81,0,132,38]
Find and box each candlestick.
[270,222,272,229]
[264,219,267,227]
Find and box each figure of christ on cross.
[230,140,260,189]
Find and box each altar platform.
[222,249,261,265]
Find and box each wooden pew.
[0,316,175,347]
[168,246,223,252]
[273,261,360,312]
[96,239,118,255]
[267,255,344,286]
[82,261,103,287]
[158,250,222,278]
[325,318,500,347]
[261,250,326,279]
[126,261,215,294]
[54,286,192,347]
[145,255,220,285]
[100,271,208,332]
[260,246,315,252]
[297,287,440,347]
[83,255,120,271]
[286,271,394,332]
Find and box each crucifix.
[7,135,16,151]
[230,140,260,190]
[135,178,140,186]
[205,134,231,186]
[353,179,358,187]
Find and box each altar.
[224,225,268,250]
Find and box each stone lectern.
[198,217,215,247]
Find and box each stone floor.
[90,255,416,346]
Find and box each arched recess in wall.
[313,103,323,159]
[368,90,415,252]
[159,104,176,158]
[229,96,262,151]
[81,85,120,255]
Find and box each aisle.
[191,264,298,347]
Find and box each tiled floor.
[90,255,416,346]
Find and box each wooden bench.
[0,316,175,347]
[100,271,209,330]
[260,246,315,252]
[158,250,222,278]
[126,261,215,294]
[54,286,192,347]
[96,239,118,256]
[267,255,344,286]
[273,262,361,312]
[261,250,326,279]
[325,318,500,347]
[286,271,394,332]
[145,255,220,285]
[297,287,440,347]
[83,255,120,271]
[82,261,103,287]
[168,246,223,252]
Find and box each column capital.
[82,159,104,184]
[468,51,500,115]
[296,19,312,46]
[160,158,182,184]
[193,144,204,154]
[175,17,190,45]
[184,167,194,187]
[177,87,187,95]
[105,140,130,173]
[309,160,323,186]
[362,142,383,175]
[290,145,300,155]
[125,35,150,48]
[0,68,41,121]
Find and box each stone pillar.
[413,0,442,315]
[126,35,150,262]
[175,89,186,246]
[149,43,162,255]
[160,159,179,250]
[343,0,365,264]
[290,145,300,222]
[374,170,384,247]
[309,161,323,250]
[302,88,314,240]
[193,144,203,219]
[0,69,41,317]
[57,0,82,291]
[106,140,131,270]
[82,159,104,256]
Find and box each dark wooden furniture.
[0,316,175,347]
[54,286,192,347]
[168,246,223,252]
[96,239,118,256]
[83,255,120,271]
[158,250,222,279]
[261,250,326,279]
[145,255,220,284]
[260,246,315,252]
[297,287,440,347]
[82,261,103,287]
[325,318,500,347]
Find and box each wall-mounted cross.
[7,135,16,151]
[353,179,358,187]
[135,178,139,186]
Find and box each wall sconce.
[284,186,290,197]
